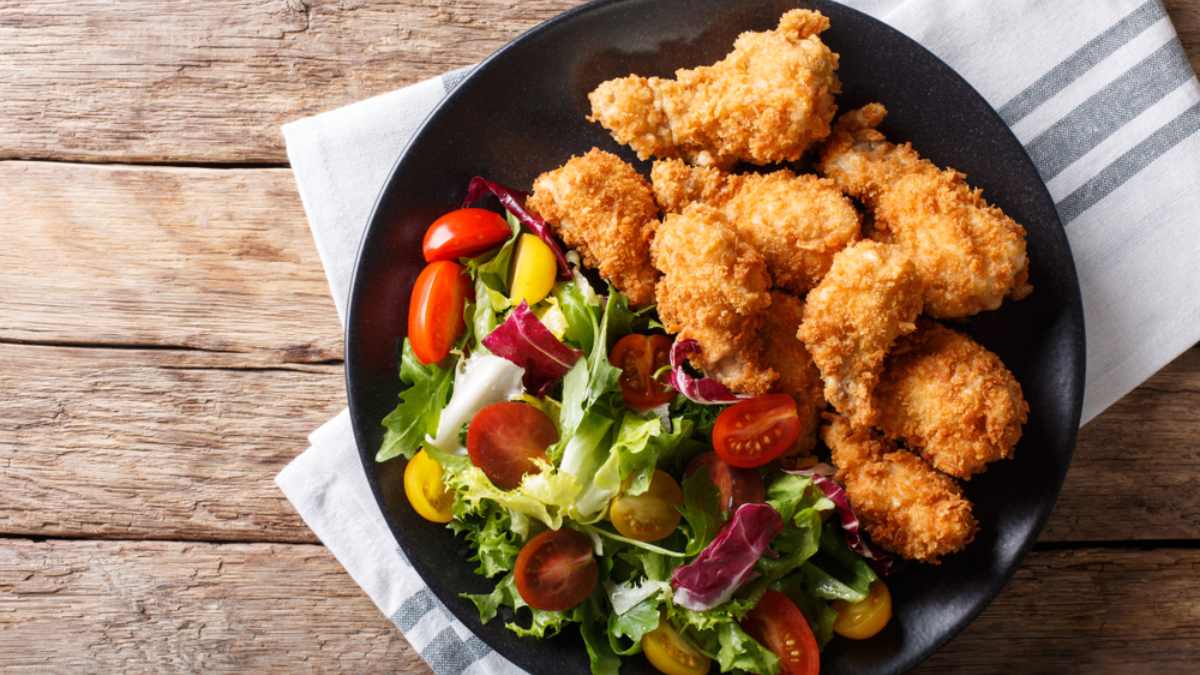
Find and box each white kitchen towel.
[277,1,1200,673]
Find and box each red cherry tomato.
[514,528,598,611]
[408,260,470,365]
[685,452,765,516]
[742,590,820,675]
[610,334,675,410]
[467,402,558,489]
[422,208,512,262]
[712,394,801,468]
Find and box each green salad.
[377,179,892,675]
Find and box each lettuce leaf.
[580,597,622,675]
[679,470,722,556]
[608,597,661,655]
[463,572,576,639]
[446,503,520,578]
[446,460,579,538]
[669,603,780,675]
[377,339,455,462]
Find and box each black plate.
[345,1,1085,672]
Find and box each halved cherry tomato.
[685,452,765,516]
[403,449,453,523]
[711,394,801,468]
[514,528,598,611]
[422,208,511,262]
[467,402,558,489]
[742,591,820,675]
[832,580,892,640]
[408,260,471,364]
[610,469,684,542]
[610,334,675,411]
[642,618,711,675]
[509,233,557,306]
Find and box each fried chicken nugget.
[651,203,777,394]
[824,415,977,564]
[651,160,860,293]
[528,148,659,307]
[798,241,923,427]
[819,104,1032,318]
[874,321,1029,480]
[763,292,825,453]
[589,10,840,168]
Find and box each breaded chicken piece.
[819,104,1032,317]
[651,160,860,293]
[824,415,977,564]
[651,203,777,394]
[588,10,840,168]
[798,241,922,427]
[763,292,825,454]
[874,321,1029,480]
[528,149,659,307]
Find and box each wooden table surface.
[2,1,1198,672]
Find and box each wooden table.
[1,1,1198,672]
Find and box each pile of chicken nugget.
[525,9,1032,565]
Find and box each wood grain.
[0,0,581,163]
[0,161,341,360]
[0,1,1194,164]
[0,343,337,543]
[2,539,1196,673]
[0,539,424,672]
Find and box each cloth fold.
[278,1,1200,672]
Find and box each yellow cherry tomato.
[404,449,454,523]
[610,470,684,542]
[509,233,557,306]
[642,619,710,675]
[832,580,892,639]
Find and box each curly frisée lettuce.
[380,192,893,675]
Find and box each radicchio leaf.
[670,503,783,611]
[785,463,894,576]
[462,176,570,278]
[668,338,746,405]
[482,301,582,393]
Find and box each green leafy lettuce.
[377,339,455,462]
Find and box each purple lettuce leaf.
[482,301,582,393]
[785,463,894,576]
[668,338,746,405]
[461,176,570,278]
[670,503,784,610]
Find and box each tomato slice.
[610,334,675,410]
[742,590,820,675]
[685,452,765,516]
[514,528,598,611]
[610,470,684,542]
[833,580,892,640]
[408,260,470,364]
[467,402,558,489]
[711,394,801,468]
[403,449,453,523]
[642,618,711,675]
[422,208,512,262]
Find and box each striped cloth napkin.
[276,1,1200,673]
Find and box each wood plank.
[2,539,1196,673]
[0,343,336,544]
[1,1,1194,164]
[1,337,1197,544]
[0,539,425,672]
[0,161,342,360]
[0,0,581,163]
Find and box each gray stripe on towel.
[1057,100,1200,224]
[422,628,492,675]
[999,0,1166,125]
[1025,37,1192,180]
[392,588,437,632]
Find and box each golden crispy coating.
[528,148,660,307]
[823,416,977,564]
[818,104,1032,317]
[651,203,776,394]
[588,10,840,168]
[874,321,1029,480]
[651,160,860,293]
[798,241,923,427]
[763,292,825,454]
